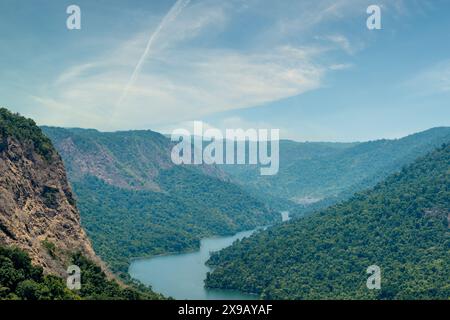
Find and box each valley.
[42,124,450,300]
[1,0,450,305]
[1,107,448,300]
[42,127,279,274]
[42,125,450,280]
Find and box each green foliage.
[41,126,279,274]
[0,110,163,300]
[0,246,77,300]
[0,245,163,300]
[205,144,450,300]
[41,239,57,258]
[73,168,278,274]
[70,252,162,300]
[0,108,55,160]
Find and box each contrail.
[117,0,191,107]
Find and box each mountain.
[0,109,98,275]
[0,108,162,299]
[221,128,450,212]
[42,127,279,273]
[205,143,450,299]
[41,127,228,190]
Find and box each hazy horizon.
[38,122,450,144]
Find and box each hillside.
[0,108,98,275]
[222,128,450,211]
[41,127,228,190]
[0,108,162,299]
[42,127,279,273]
[0,245,162,300]
[205,143,450,299]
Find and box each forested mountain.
[222,128,450,212]
[41,127,228,190]
[0,108,161,300]
[205,143,450,299]
[43,127,278,273]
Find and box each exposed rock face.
[0,112,98,276]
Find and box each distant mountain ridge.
[221,127,450,211]
[41,127,229,192]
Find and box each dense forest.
[72,168,277,274]
[43,127,278,275]
[0,245,163,300]
[205,144,450,299]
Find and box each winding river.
[129,212,289,300]
[128,229,259,300]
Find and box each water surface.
[129,229,259,300]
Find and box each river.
[128,229,259,300]
[129,212,290,300]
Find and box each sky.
[0,0,449,142]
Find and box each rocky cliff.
[0,108,98,276]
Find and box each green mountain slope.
[205,143,450,299]
[0,245,162,300]
[42,127,278,273]
[222,128,450,211]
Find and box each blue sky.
[0,0,449,141]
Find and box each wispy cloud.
[30,0,403,131]
[117,0,191,107]
[317,34,362,55]
[33,44,324,130]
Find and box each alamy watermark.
[171,121,279,175]
[367,5,381,30]
[366,265,381,290]
[66,264,81,290]
[66,5,81,30]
